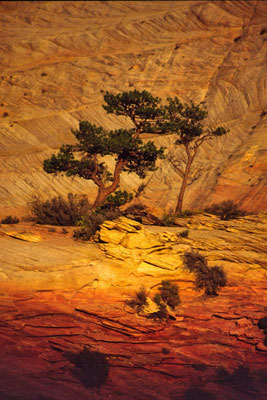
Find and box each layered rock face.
[0,1,266,216]
[0,215,266,399]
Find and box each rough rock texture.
[0,215,266,399]
[0,1,267,218]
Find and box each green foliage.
[195,266,227,296]
[148,303,168,321]
[183,250,208,274]
[29,193,90,226]
[161,213,177,226]
[66,347,109,388]
[73,210,119,241]
[1,215,19,224]
[205,200,246,220]
[179,229,189,238]
[126,286,148,313]
[103,89,163,132]
[183,251,227,296]
[43,91,165,209]
[97,190,133,212]
[155,280,180,310]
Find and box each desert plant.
[180,229,189,238]
[183,250,208,274]
[195,266,227,296]
[148,303,168,321]
[161,213,177,226]
[155,280,180,310]
[66,347,109,388]
[1,215,19,224]
[29,193,90,226]
[2,111,9,117]
[48,227,56,233]
[73,210,119,241]
[158,97,228,213]
[61,228,68,234]
[205,200,246,220]
[183,251,227,296]
[44,90,165,209]
[126,286,148,313]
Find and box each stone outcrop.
[0,1,267,217]
[96,216,189,278]
[0,213,266,399]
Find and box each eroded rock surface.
[0,215,266,399]
[0,1,267,217]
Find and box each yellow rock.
[4,231,42,243]
[120,230,164,249]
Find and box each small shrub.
[182,386,216,400]
[195,266,227,296]
[149,303,168,321]
[29,193,90,226]
[73,210,119,241]
[2,112,9,117]
[66,347,109,388]
[260,28,266,35]
[205,200,246,220]
[48,227,56,233]
[61,228,68,234]
[1,215,19,224]
[176,210,198,218]
[156,280,180,310]
[126,286,148,313]
[184,251,227,296]
[234,36,242,42]
[162,347,170,354]
[40,72,48,76]
[260,110,266,117]
[183,250,208,274]
[161,213,176,226]
[180,229,189,238]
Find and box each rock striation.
[0,1,266,217]
[0,214,266,399]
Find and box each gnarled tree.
[43,91,165,209]
[159,97,228,213]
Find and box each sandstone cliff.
[0,0,266,217]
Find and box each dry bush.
[29,193,90,226]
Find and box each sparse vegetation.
[96,190,133,213]
[1,215,19,224]
[155,280,180,310]
[205,200,246,220]
[148,303,168,321]
[43,90,165,209]
[184,251,227,296]
[180,229,189,238]
[126,286,148,313]
[66,347,109,388]
[2,112,9,117]
[73,210,118,241]
[161,213,177,226]
[29,193,90,226]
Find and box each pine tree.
[158,97,228,213]
[43,91,165,209]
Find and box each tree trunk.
[92,158,125,209]
[174,145,194,214]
